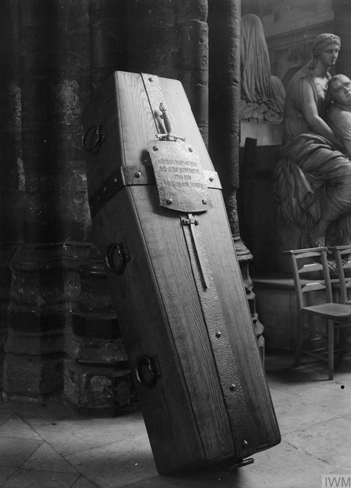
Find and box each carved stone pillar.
[177,0,209,146]
[0,0,23,392]
[3,1,67,401]
[208,0,265,358]
[89,0,128,89]
[62,0,137,415]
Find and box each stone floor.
[0,351,350,488]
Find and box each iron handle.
[105,241,131,275]
[81,125,105,152]
[135,355,162,388]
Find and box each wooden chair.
[330,245,351,363]
[285,247,351,380]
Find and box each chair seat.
[303,302,351,320]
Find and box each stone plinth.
[240,121,283,147]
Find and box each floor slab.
[0,414,41,440]
[27,412,147,458]
[285,417,351,471]
[0,467,18,486]
[65,435,157,488]
[0,438,42,468]
[0,413,12,429]
[1,469,79,488]
[71,476,100,488]
[22,443,79,473]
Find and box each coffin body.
[82,71,280,475]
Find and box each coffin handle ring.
[135,356,162,388]
[105,241,131,275]
[81,126,105,152]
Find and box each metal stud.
[188,147,193,152]
[242,440,249,449]
[153,145,159,151]
[166,198,173,205]
[134,171,141,178]
[202,199,207,205]
[215,331,222,338]
[229,384,236,391]
[149,77,153,82]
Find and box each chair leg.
[336,328,340,362]
[338,328,349,360]
[327,320,334,380]
[294,315,304,368]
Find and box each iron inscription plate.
[148,140,212,213]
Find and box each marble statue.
[273,33,351,250]
[325,74,351,156]
[240,14,285,123]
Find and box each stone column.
[127,0,178,78]
[62,0,137,415]
[0,0,23,392]
[208,0,264,358]
[208,0,241,235]
[3,1,65,401]
[89,0,128,89]
[177,0,209,146]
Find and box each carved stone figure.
[325,74,351,157]
[273,33,351,251]
[240,14,285,123]
[282,33,341,147]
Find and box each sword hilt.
[154,103,185,142]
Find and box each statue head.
[311,33,341,58]
[327,74,351,107]
[306,33,341,70]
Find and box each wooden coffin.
[82,71,280,475]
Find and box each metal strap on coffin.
[88,165,221,220]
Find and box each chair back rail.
[288,248,332,310]
[331,245,351,304]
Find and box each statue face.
[319,43,340,68]
[330,75,351,106]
